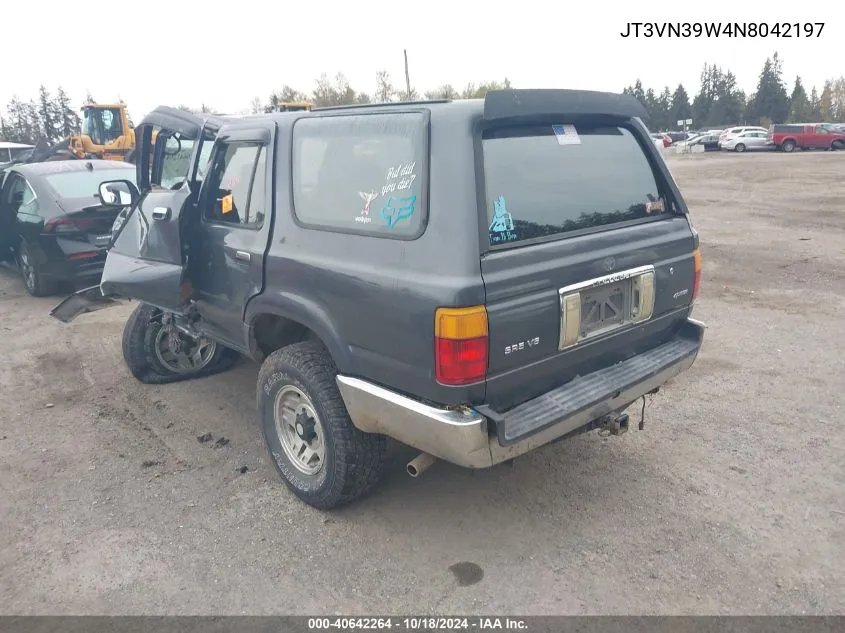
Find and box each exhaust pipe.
[407,453,437,478]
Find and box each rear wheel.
[782,140,796,153]
[734,143,746,153]
[17,240,57,297]
[122,303,238,384]
[832,140,845,151]
[257,341,386,510]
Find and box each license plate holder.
[558,265,656,350]
[579,280,631,337]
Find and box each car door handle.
[151,207,171,221]
[234,250,251,262]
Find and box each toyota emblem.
[603,257,616,272]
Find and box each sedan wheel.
[16,241,57,297]
[18,250,37,292]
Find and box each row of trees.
[247,70,512,113]
[624,52,845,131]
[0,86,84,145]
[4,55,843,143]
[1,70,511,145]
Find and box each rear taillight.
[434,305,488,386]
[67,251,100,261]
[692,249,702,301]
[44,217,94,233]
[44,218,78,233]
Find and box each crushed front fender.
[50,285,125,323]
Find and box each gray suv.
[53,90,705,509]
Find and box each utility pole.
[404,49,411,101]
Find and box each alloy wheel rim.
[19,251,35,290]
[153,325,217,373]
[274,385,326,476]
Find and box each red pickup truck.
[768,123,845,152]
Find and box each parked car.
[666,131,690,143]
[53,92,705,510]
[650,133,672,147]
[676,133,721,151]
[767,123,845,152]
[719,126,767,144]
[0,160,136,296]
[720,130,773,152]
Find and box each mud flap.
[49,285,124,323]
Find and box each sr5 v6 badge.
[504,337,540,355]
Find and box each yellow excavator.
[273,102,312,112]
[6,103,138,166]
[71,103,136,161]
[5,101,312,168]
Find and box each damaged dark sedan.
[0,160,136,296]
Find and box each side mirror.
[98,179,139,207]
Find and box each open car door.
[51,107,227,322]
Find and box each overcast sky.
[2,1,837,120]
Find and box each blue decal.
[489,195,518,243]
[489,196,514,232]
[381,195,416,229]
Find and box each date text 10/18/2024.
[620,22,824,38]
[308,617,528,630]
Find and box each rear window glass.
[44,168,136,199]
[773,125,803,133]
[292,113,426,237]
[482,124,666,246]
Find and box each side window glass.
[194,134,216,186]
[203,143,262,227]
[247,146,267,227]
[21,183,37,212]
[7,178,38,215]
[292,113,426,237]
[6,175,25,204]
[153,131,197,190]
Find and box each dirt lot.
[1,151,844,615]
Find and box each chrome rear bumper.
[336,318,704,469]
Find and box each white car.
[720,130,772,152]
[719,126,767,144]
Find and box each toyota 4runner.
[52,90,705,509]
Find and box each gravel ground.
[1,150,844,615]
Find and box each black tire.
[257,341,386,510]
[17,240,58,297]
[782,140,796,153]
[734,143,746,153]
[122,302,239,384]
[831,140,844,151]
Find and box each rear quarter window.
[44,168,137,198]
[292,112,426,238]
[482,123,668,247]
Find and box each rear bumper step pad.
[480,322,703,446]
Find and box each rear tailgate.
[479,108,698,411]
